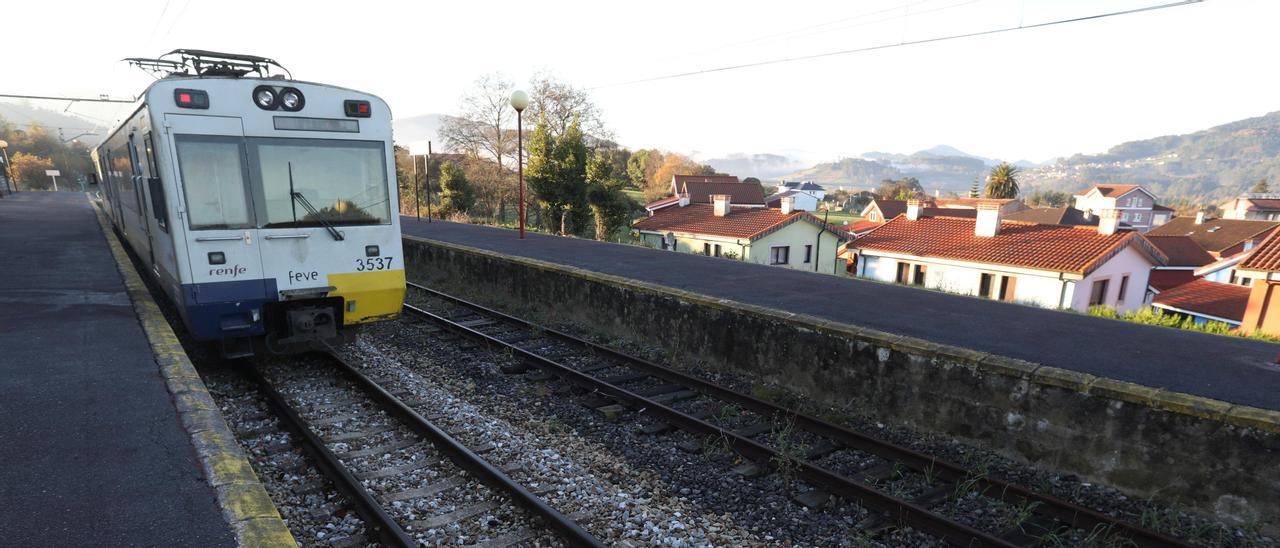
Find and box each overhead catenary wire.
[592,0,1204,89]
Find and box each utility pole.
[412,151,420,219]
[425,141,433,223]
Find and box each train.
[93,50,405,357]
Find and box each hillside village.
[633,173,1280,340]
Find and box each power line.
[0,93,135,104]
[593,0,1203,89]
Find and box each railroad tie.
[336,437,422,460]
[383,476,468,503]
[474,528,539,548]
[407,500,502,530]
[323,424,397,444]
[354,457,439,480]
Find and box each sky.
[2,0,1277,166]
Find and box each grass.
[622,189,646,204]
[816,210,862,227]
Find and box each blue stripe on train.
[177,279,279,340]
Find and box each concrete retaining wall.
[404,235,1280,529]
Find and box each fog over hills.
[0,102,107,146]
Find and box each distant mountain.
[393,113,444,152]
[782,158,904,189]
[704,153,806,180]
[785,147,992,191]
[1020,111,1280,205]
[0,102,106,146]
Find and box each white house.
[779,181,826,201]
[765,189,819,211]
[633,194,847,274]
[1219,193,1280,221]
[850,200,1168,313]
[1072,184,1166,231]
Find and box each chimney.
[780,195,795,215]
[975,200,1002,237]
[906,199,923,221]
[1098,208,1120,235]
[712,194,731,217]
[1195,210,1206,225]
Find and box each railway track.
[248,351,604,547]
[404,281,1192,548]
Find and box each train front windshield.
[251,138,391,228]
[175,136,392,231]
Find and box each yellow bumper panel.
[328,269,407,325]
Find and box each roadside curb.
[93,200,296,547]
[408,233,1280,434]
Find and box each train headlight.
[279,88,305,111]
[253,85,278,110]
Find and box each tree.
[646,152,702,201]
[438,73,516,170]
[627,149,660,189]
[969,177,981,199]
[526,72,610,141]
[985,162,1020,199]
[586,150,634,241]
[438,161,476,215]
[877,177,922,200]
[526,116,590,235]
[1026,189,1071,207]
[10,152,55,190]
[698,164,719,176]
[743,177,761,184]
[1251,178,1270,193]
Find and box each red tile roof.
[1148,269,1198,292]
[1145,235,1215,267]
[1152,279,1250,322]
[674,174,739,186]
[854,216,1166,275]
[844,220,881,235]
[1147,217,1280,254]
[1239,230,1280,273]
[1075,183,1142,198]
[632,204,839,240]
[644,195,682,210]
[1243,198,1280,211]
[866,199,978,221]
[682,181,765,205]
[1152,204,1175,212]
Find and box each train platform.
[0,192,288,546]
[400,217,1280,411]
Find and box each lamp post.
[509,90,529,239]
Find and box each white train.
[94,50,405,357]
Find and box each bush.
[1087,305,1279,342]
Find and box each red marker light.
[358,103,369,114]
[178,93,192,104]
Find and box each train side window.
[144,135,168,232]
[174,135,255,230]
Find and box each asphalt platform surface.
[0,192,234,546]
[403,217,1280,411]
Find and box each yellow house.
[632,194,847,275]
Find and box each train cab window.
[249,138,391,227]
[144,135,169,232]
[174,136,254,230]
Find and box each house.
[1231,231,1280,335]
[1145,213,1280,258]
[765,189,819,212]
[932,197,1026,213]
[645,175,765,213]
[1073,184,1165,231]
[1219,193,1280,221]
[1195,248,1267,287]
[779,181,826,201]
[859,199,978,224]
[849,200,1167,313]
[1151,279,1249,327]
[1145,235,1215,292]
[632,194,847,275]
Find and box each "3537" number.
[355,256,394,271]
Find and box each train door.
[127,133,155,266]
[104,151,125,229]
[164,113,268,304]
[140,132,179,285]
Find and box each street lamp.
[509,90,529,239]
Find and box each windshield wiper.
[288,162,344,241]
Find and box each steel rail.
[406,281,1190,548]
[247,365,416,548]
[319,351,605,548]
[403,299,1015,547]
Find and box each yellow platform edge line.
[92,197,297,547]
[406,232,1280,434]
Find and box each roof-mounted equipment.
[124,49,292,79]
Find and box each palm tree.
[985,162,1020,199]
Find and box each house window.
[999,275,1017,302]
[704,243,711,255]
[869,212,879,222]
[804,245,813,264]
[896,262,910,284]
[912,264,927,286]
[770,246,790,265]
[979,273,994,298]
[1089,279,1109,306]
[714,244,722,257]
[1117,275,1130,304]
